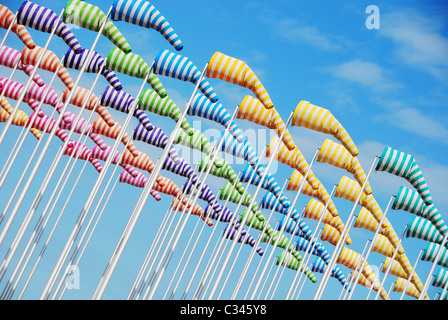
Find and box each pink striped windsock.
[118,169,161,201]
[89,142,138,177]
[62,140,103,172]
[0,46,44,87]
[27,111,73,148]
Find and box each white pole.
[400,248,424,300]
[0,10,17,52]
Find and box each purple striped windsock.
[62,140,103,173]
[223,223,264,256]
[17,1,82,54]
[118,170,162,201]
[0,46,44,87]
[111,0,183,51]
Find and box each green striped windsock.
[407,216,445,246]
[275,250,318,283]
[239,208,273,235]
[376,146,433,206]
[422,242,448,268]
[64,0,131,54]
[393,186,447,237]
[219,181,261,216]
[106,47,166,98]
[432,267,448,289]
[138,88,193,135]
[198,157,245,195]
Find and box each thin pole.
[400,248,424,300]
[313,155,379,300]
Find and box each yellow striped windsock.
[350,269,389,300]
[207,51,273,109]
[0,98,41,140]
[320,224,341,247]
[292,100,358,157]
[287,170,339,217]
[266,136,319,190]
[239,95,295,150]
[383,256,424,294]
[393,277,426,299]
[318,138,372,194]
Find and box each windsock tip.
[175,44,184,51]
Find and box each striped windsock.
[238,208,273,235]
[27,111,72,147]
[277,214,303,237]
[266,136,319,190]
[16,1,80,53]
[288,170,339,217]
[422,242,448,268]
[91,115,139,157]
[182,180,220,213]
[350,269,389,300]
[223,223,264,256]
[62,140,103,173]
[274,251,318,284]
[207,51,274,110]
[132,122,180,164]
[138,88,192,134]
[293,234,328,263]
[393,185,447,237]
[61,86,114,127]
[171,196,213,226]
[106,48,166,98]
[407,216,445,247]
[304,198,351,245]
[318,138,372,195]
[21,45,74,90]
[0,4,35,49]
[111,0,183,51]
[219,181,262,217]
[87,142,138,177]
[0,79,48,117]
[189,92,245,143]
[393,277,423,299]
[64,0,131,54]
[433,268,448,290]
[239,95,295,151]
[162,155,198,185]
[154,49,218,103]
[59,111,108,150]
[355,207,389,236]
[261,231,302,263]
[337,246,380,290]
[101,86,153,132]
[0,46,44,87]
[384,258,427,299]
[64,48,123,91]
[205,203,239,225]
[376,146,433,206]
[25,82,65,113]
[320,224,341,247]
[292,100,358,157]
[199,157,245,195]
[311,257,348,288]
[0,98,41,139]
[118,170,166,201]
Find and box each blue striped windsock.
[101,86,153,132]
[188,92,245,144]
[17,1,82,53]
[138,88,193,135]
[111,0,183,51]
[311,257,348,289]
[223,223,264,256]
[64,48,123,91]
[153,49,218,103]
[376,146,433,206]
[422,242,448,268]
[132,122,180,164]
[64,0,131,54]
[407,216,445,246]
[293,234,327,262]
[432,267,448,290]
[393,185,447,237]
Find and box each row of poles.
[0,6,446,300]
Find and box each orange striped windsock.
[120,148,164,185]
[0,99,41,140]
[318,139,372,194]
[91,115,139,157]
[207,51,274,109]
[305,198,351,244]
[337,246,380,290]
[287,170,339,217]
[266,136,319,190]
[320,224,341,247]
[170,196,213,226]
[292,100,358,157]
[21,45,74,90]
[0,4,35,49]
[61,86,114,127]
[350,269,389,300]
[239,95,295,150]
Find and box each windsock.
[320,224,341,247]
[292,233,329,263]
[311,256,348,288]
[26,111,73,147]
[16,1,80,52]
[153,49,218,103]
[25,82,65,114]
[111,0,183,51]
[393,185,447,237]
[205,203,239,224]
[91,115,139,157]
[422,242,448,268]
[393,277,424,299]
[0,46,44,86]
[318,139,372,195]
[101,86,152,132]
[162,155,198,185]
[207,51,273,110]
[292,100,358,157]
[376,146,433,206]
[21,45,74,90]
[188,92,245,143]
[219,181,262,216]
[266,136,319,190]
[62,140,103,173]
[199,157,245,195]
[272,250,317,283]
[64,48,122,91]
[407,215,446,247]
[132,123,180,164]
[117,170,163,202]
[87,142,138,177]
[182,180,220,213]
[0,4,35,49]
[120,170,178,200]
[350,269,390,300]
[171,196,213,226]
[239,95,295,150]
[138,88,192,135]
[106,48,166,98]
[383,257,425,295]
[0,98,41,139]
[432,268,448,290]
[64,0,131,54]
[238,208,273,235]
[223,223,264,256]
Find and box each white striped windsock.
[171,196,213,226]
[422,242,448,268]
[407,216,445,246]
[432,267,448,290]
[199,157,245,195]
[393,277,423,299]
[350,269,389,300]
[1,4,35,49]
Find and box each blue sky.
[0,0,447,301]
